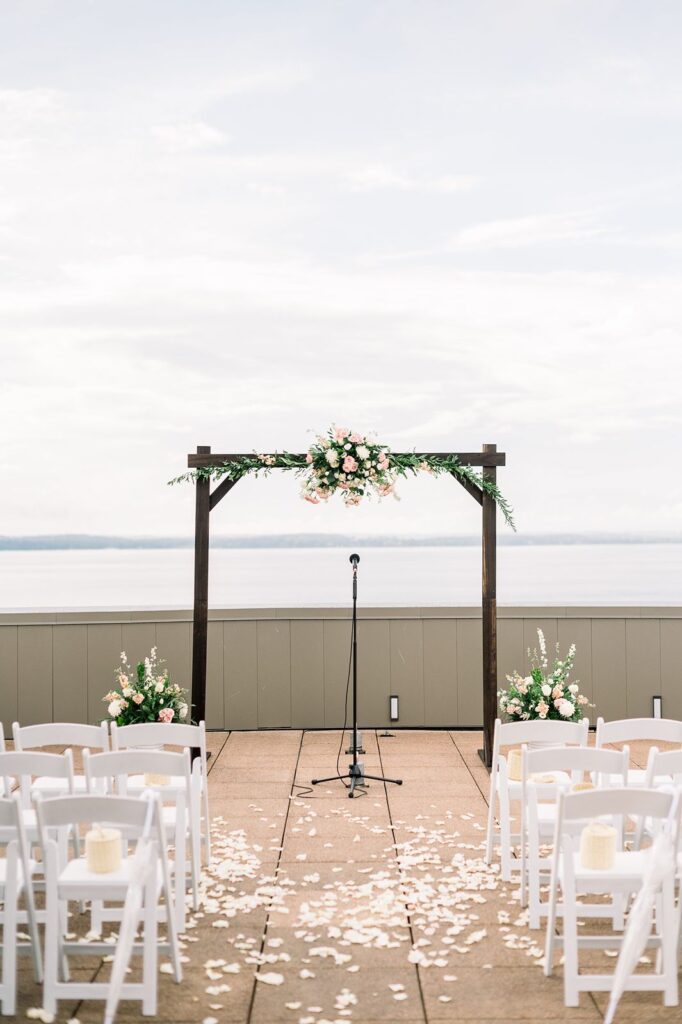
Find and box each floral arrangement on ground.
[169,424,515,528]
[498,628,592,722]
[103,646,190,725]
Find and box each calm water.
[0,545,680,610]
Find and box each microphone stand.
[312,554,403,798]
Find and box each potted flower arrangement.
[103,647,190,726]
[498,628,592,722]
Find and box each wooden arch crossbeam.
[188,444,505,766]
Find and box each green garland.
[169,448,515,530]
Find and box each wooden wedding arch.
[187,443,505,766]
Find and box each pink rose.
[343,455,358,473]
[133,693,144,704]
[349,432,363,443]
[551,685,563,699]
[305,452,313,463]
[303,494,319,504]
[158,708,174,723]
[334,427,350,442]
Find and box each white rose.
[108,699,123,718]
[568,683,579,694]
[356,444,369,460]
[524,676,533,686]
[558,698,575,718]
[541,683,551,697]
[155,681,164,693]
[178,703,188,720]
[325,449,339,468]
[122,687,133,698]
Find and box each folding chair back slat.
[111,721,204,752]
[84,749,190,793]
[12,721,109,753]
[497,718,588,746]
[562,785,673,822]
[595,716,682,746]
[35,792,152,832]
[0,750,74,806]
[645,746,682,785]
[523,744,628,782]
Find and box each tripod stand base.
[312,761,403,798]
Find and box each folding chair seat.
[485,716,589,880]
[111,720,212,866]
[0,795,42,1016]
[521,744,629,929]
[544,787,680,1008]
[35,791,181,1017]
[12,721,109,796]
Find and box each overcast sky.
[2,0,681,539]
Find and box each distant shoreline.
[1,533,682,551]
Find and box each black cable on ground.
[334,613,354,789]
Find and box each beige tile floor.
[9,729,681,1023]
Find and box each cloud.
[151,120,229,152]
[450,213,606,250]
[347,163,477,193]
[0,88,68,128]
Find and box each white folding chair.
[12,721,110,796]
[84,748,199,934]
[521,744,628,928]
[544,787,680,1008]
[635,747,682,849]
[485,716,589,880]
[111,721,211,866]
[35,791,182,1018]
[595,717,682,786]
[0,750,75,846]
[0,795,42,1015]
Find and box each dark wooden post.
[191,446,211,731]
[481,442,497,767]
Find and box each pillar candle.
[579,821,617,870]
[85,825,122,874]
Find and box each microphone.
[349,553,360,566]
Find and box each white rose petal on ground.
[256,971,285,985]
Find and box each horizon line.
[2,531,682,551]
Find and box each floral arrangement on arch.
[498,628,592,722]
[103,647,190,726]
[298,426,397,507]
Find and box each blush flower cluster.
[300,426,399,507]
[103,646,191,726]
[497,628,592,723]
